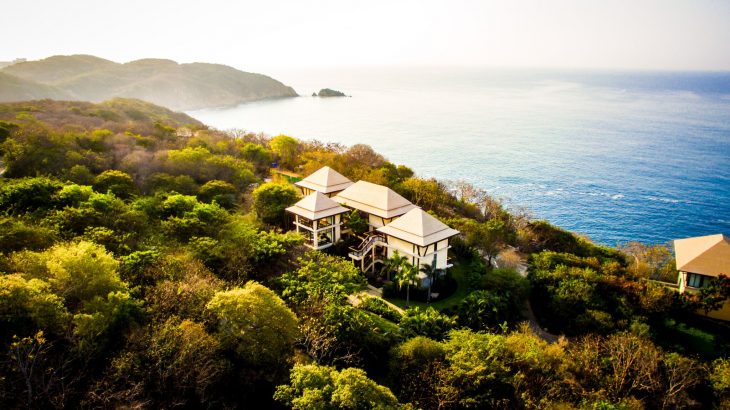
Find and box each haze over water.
[189,67,730,246]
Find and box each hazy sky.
[2,0,729,72]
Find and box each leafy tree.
[710,358,730,408]
[394,262,419,307]
[457,218,509,266]
[438,329,511,408]
[401,177,447,211]
[274,364,405,409]
[251,182,299,226]
[10,241,126,309]
[0,177,64,214]
[92,170,137,199]
[381,250,409,282]
[64,164,95,185]
[694,274,730,315]
[239,142,273,174]
[0,217,56,252]
[197,179,237,209]
[147,252,224,321]
[163,146,255,189]
[389,336,446,409]
[269,135,299,168]
[159,195,230,241]
[143,173,199,195]
[400,307,456,341]
[0,274,69,338]
[457,290,512,332]
[72,290,144,355]
[345,209,368,236]
[206,282,299,367]
[420,263,444,303]
[189,217,303,281]
[280,251,366,304]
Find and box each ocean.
[188,67,730,246]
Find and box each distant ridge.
[0,54,298,110]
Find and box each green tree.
[93,170,137,199]
[0,274,69,338]
[420,263,444,303]
[394,262,419,308]
[270,135,300,168]
[400,307,456,341]
[438,329,511,408]
[0,217,56,252]
[197,179,237,209]
[251,182,298,226]
[280,251,366,304]
[389,337,446,409]
[457,290,512,332]
[345,209,368,236]
[274,364,405,409]
[710,358,730,408]
[206,282,299,366]
[381,250,408,282]
[10,241,126,309]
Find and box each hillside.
[0,54,298,110]
[0,99,727,409]
[0,72,72,101]
[0,98,202,136]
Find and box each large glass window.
[317,228,334,247]
[687,273,708,288]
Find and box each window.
[687,273,707,288]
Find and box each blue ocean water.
[188,67,730,246]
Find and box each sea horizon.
[189,66,730,246]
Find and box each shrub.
[359,296,402,323]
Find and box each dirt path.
[347,285,405,314]
[497,248,562,343]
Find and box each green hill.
[1,54,298,110]
[0,72,72,101]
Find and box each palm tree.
[381,250,408,281]
[395,262,419,307]
[420,263,444,303]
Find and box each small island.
[315,88,348,97]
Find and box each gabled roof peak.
[377,208,460,246]
[674,233,730,277]
[286,191,349,220]
[295,166,353,194]
[333,180,416,218]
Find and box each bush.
[400,307,457,340]
[359,296,402,323]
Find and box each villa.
[674,233,730,321]
[287,166,460,284]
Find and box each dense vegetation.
[0,99,728,409]
[0,54,297,110]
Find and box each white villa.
[674,233,730,321]
[287,166,460,283]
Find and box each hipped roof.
[286,192,350,221]
[333,180,417,219]
[674,233,730,278]
[377,208,460,246]
[295,166,353,194]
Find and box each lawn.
[384,256,472,311]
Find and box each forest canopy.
[0,99,727,409]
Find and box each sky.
[2,0,729,72]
